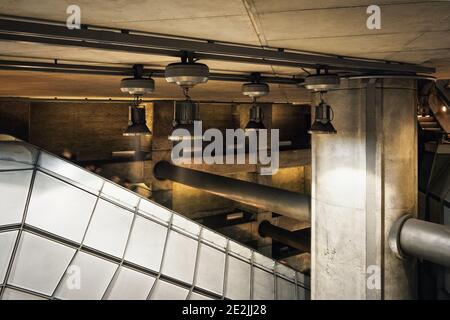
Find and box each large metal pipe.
[154,161,311,221]
[258,220,310,252]
[389,215,450,268]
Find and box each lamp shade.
[309,102,337,134]
[123,106,151,136]
[245,105,265,131]
[168,100,202,141]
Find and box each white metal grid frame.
[0,141,310,300]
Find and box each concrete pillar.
[311,78,418,299]
[151,100,174,191]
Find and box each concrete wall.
[0,101,30,141]
[0,100,152,161]
[272,103,311,148]
[29,102,152,161]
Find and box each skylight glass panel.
[38,152,103,194]
[8,232,75,295]
[253,267,274,300]
[83,199,133,258]
[150,280,189,300]
[225,256,251,300]
[124,215,167,272]
[195,243,225,295]
[0,170,32,226]
[104,266,155,300]
[0,230,18,284]
[161,230,198,284]
[138,199,172,224]
[26,172,96,243]
[276,277,296,300]
[54,251,117,300]
[101,181,139,210]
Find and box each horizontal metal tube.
[397,218,450,268]
[154,161,311,221]
[0,60,302,85]
[258,220,310,252]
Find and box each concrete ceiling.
[0,0,449,99]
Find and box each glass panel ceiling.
[190,292,213,300]
[161,230,198,285]
[0,231,18,285]
[104,266,156,300]
[195,243,225,296]
[225,256,251,300]
[83,199,134,258]
[26,171,97,243]
[0,141,309,300]
[150,280,189,300]
[8,231,75,296]
[2,288,46,300]
[54,251,117,300]
[123,215,167,272]
[277,277,297,300]
[253,267,275,300]
[38,151,104,194]
[0,170,32,226]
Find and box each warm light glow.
[226,212,244,220]
[442,105,448,112]
[168,134,202,141]
[168,135,185,142]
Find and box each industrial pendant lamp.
[165,54,208,142]
[120,64,153,136]
[123,96,152,136]
[245,104,266,131]
[304,69,339,135]
[242,73,269,132]
[168,89,201,141]
[309,95,337,134]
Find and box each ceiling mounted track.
[0,60,302,85]
[0,16,435,75]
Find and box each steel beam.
[0,33,319,71]
[258,220,310,252]
[0,33,359,73]
[389,215,450,268]
[0,17,435,74]
[154,161,311,221]
[0,65,126,77]
[0,59,302,85]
